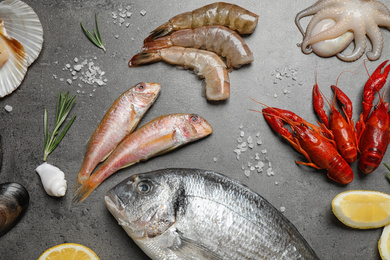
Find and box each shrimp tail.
[128,51,162,67]
[144,22,172,43]
[71,179,98,204]
[142,38,173,51]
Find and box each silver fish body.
[105,168,320,260]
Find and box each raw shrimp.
[143,25,254,70]
[129,46,230,101]
[144,2,259,42]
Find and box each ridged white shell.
[0,21,27,97]
[311,19,354,57]
[0,0,43,66]
[36,162,67,197]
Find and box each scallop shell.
[0,182,29,236]
[0,21,28,97]
[0,0,43,66]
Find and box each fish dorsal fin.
[169,230,223,260]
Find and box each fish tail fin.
[71,179,98,204]
[128,51,162,67]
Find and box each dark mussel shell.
[0,135,2,172]
[0,182,29,236]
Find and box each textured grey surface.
[0,0,389,259]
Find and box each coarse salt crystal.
[140,10,147,16]
[280,206,285,212]
[74,65,82,71]
[4,105,12,112]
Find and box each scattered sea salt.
[140,10,147,16]
[112,5,133,28]
[280,206,286,213]
[55,58,107,95]
[233,125,274,177]
[4,105,12,112]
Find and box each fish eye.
[190,115,200,123]
[300,123,304,126]
[137,181,151,194]
[135,83,145,91]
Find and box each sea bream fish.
[76,82,161,188]
[73,114,212,204]
[105,168,320,260]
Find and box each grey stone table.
[0,0,389,259]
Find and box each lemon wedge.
[379,224,390,260]
[38,243,100,260]
[332,190,390,229]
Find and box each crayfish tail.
[327,156,353,184]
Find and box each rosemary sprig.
[81,13,106,52]
[385,163,390,182]
[43,91,76,161]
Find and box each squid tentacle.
[337,21,367,62]
[365,16,384,61]
[295,0,344,36]
[301,9,351,53]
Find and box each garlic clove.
[36,162,67,197]
[311,19,354,58]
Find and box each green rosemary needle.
[385,163,390,182]
[81,13,106,52]
[43,91,76,161]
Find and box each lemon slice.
[332,190,390,229]
[38,243,100,260]
[379,224,390,260]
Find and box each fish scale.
[105,168,320,260]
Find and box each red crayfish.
[313,81,358,164]
[261,106,353,184]
[356,60,390,174]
